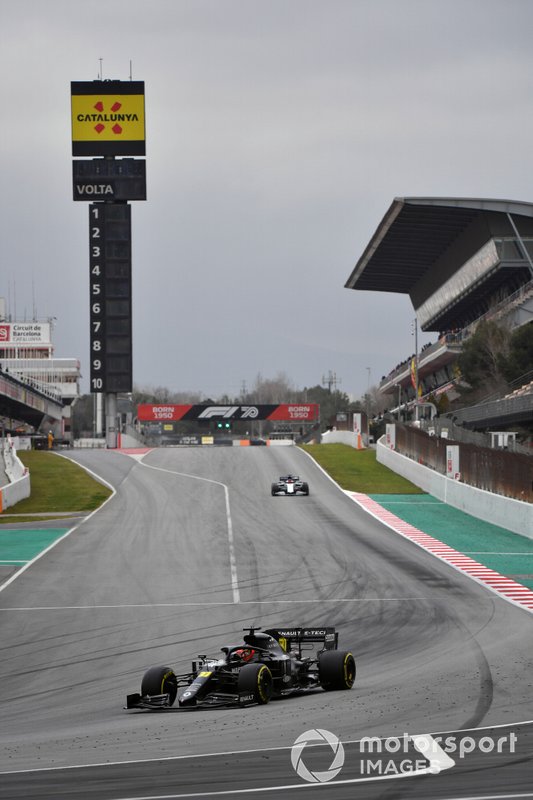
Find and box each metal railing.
[395,423,533,501]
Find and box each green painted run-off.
[0,529,69,565]
[369,494,533,590]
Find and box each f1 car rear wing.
[264,627,338,653]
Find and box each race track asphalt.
[0,446,531,799]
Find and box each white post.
[96,393,104,436]
[105,392,117,448]
[412,317,419,420]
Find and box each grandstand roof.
[345,197,533,296]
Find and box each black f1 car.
[126,626,355,710]
[271,475,310,496]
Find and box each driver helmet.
[230,647,255,664]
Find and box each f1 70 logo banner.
[137,404,320,422]
[71,80,145,156]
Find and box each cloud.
[1,0,532,397]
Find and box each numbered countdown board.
[89,203,132,393]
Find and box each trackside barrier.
[376,435,533,541]
[232,439,295,447]
[116,432,144,448]
[321,430,361,448]
[73,436,295,449]
[1,435,31,512]
[73,438,106,448]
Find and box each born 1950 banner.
[137,404,320,422]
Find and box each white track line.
[115,792,533,800]
[461,552,533,556]
[2,719,531,776]
[0,597,433,612]
[123,456,240,604]
[0,457,116,595]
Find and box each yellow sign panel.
[71,80,145,156]
[71,94,145,142]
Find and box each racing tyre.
[141,665,178,706]
[318,650,356,691]
[238,663,273,704]
[271,484,278,496]
[302,482,310,496]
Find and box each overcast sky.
[2,0,533,399]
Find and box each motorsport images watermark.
[291,728,518,782]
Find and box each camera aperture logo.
[291,729,518,783]
[291,728,345,783]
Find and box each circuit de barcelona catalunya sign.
[137,404,320,422]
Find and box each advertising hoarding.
[137,404,320,422]
[0,323,51,344]
[71,80,145,157]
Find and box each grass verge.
[1,451,112,523]
[300,443,424,494]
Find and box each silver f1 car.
[126,626,355,710]
[271,475,310,496]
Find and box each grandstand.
[345,198,533,434]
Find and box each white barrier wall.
[377,435,533,540]
[1,436,31,512]
[117,432,145,448]
[3,436,26,481]
[8,436,31,451]
[321,430,359,447]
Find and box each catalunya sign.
[71,80,145,156]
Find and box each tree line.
[71,371,377,438]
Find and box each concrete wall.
[117,432,145,449]
[377,435,533,540]
[0,436,31,512]
[321,430,360,448]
